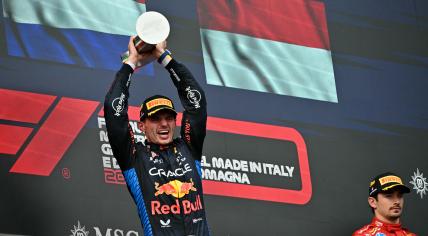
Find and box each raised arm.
[104,37,155,170]
[158,50,207,161]
[104,63,135,170]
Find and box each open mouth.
[158,130,170,139]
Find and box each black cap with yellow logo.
[369,172,411,197]
[140,95,177,120]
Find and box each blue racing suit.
[104,58,210,236]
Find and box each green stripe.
[2,0,145,35]
[200,29,338,103]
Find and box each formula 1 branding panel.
[0,88,99,176]
[0,88,311,205]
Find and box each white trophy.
[121,11,170,62]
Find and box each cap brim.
[147,107,177,117]
[381,184,410,193]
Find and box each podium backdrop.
[1,0,427,235]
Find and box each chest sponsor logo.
[160,219,171,228]
[149,163,192,178]
[151,195,203,215]
[154,179,197,198]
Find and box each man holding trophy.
[104,12,210,236]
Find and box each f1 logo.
[0,88,98,176]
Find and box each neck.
[145,140,173,150]
[375,215,400,224]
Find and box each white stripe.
[2,0,146,35]
[200,29,338,103]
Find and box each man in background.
[353,172,416,236]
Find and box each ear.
[368,196,377,209]
[138,121,145,133]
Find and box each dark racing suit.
[104,58,210,236]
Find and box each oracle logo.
[0,88,98,176]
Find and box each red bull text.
[151,195,203,215]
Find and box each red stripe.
[10,98,99,176]
[0,124,33,155]
[98,106,141,121]
[197,0,330,50]
[128,106,141,121]
[0,88,56,124]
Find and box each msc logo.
[70,220,140,236]
[70,221,89,236]
[0,89,98,176]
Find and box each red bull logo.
[154,179,197,198]
[151,195,203,215]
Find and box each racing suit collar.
[144,139,177,151]
[372,217,403,233]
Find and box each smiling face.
[139,109,176,146]
[369,189,404,224]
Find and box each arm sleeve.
[165,59,207,161]
[104,64,136,171]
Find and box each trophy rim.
[136,11,170,44]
